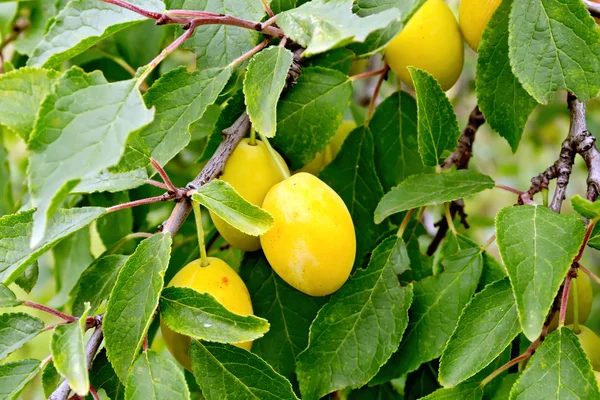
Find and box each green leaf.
[240,253,326,383]
[321,126,388,268]
[277,0,401,57]
[374,248,483,383]
[369,90,432,191]
[509,327,600,399]
[439,278,521,387]
[140,66,232,165]
[304,48,354,74]
[190,341,299,400]
[50,228,93,308]
[571,194,600,220]
[14,263,39,294]
[0,130,12,217]
[0,67,58,141]
[269,0,298,14]
[42,361,62,399]
[74,168,149,194]
[0,207,105,284]
[0,312,44,361]
[508,0,600,103]
[125,350,190,400]
[104,233,172,382]
[375,170,495,223]
[273,67,352,169]
[243,47,293,138]
[0,359,41,400]
[296,237,413,400]
[409,67,460,167]
[0,283,21,307]
[421,381,483,400]
[191,180,273,236]
[28,68,153,246]
[170,0,265,69]
[51,304,91,396]
[476,0,537,152]
[28,0,164,68]
[496,205,585,341]
[70,255,128,317]
[89,349,125,400]
[353,0,423,19]
[160,286,269,343]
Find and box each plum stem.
[249,126,257,146]
[257,130,290,180]
[192,201,210,267]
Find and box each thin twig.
[260,0,275,17]
[150,158,180,195]
[523,94,598,209]
[136,23,197,85]
[351,66,389,81]
[161,113,251,235]
[231,39,271,66]
[23,301,77,322]
[559,267,576,327]
[579,264,600,286]
[0,17,30,73]
[145,179,169,190]
[442,105,485,170]
[89,386,100,400]
[574,219,597,263]
[106,192,176,213]
[365,65,389,122]
[495,183,525,196]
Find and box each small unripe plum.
[567,324,600,371]
[210,138,289,251]
[459,0,502,52]
[548,273,593,331]
[161,257,254,370]
[260,172,356,296]
[384,0,464,91]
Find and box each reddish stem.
[23,301,77,322]
[150,158,180,194]
[260,0,275,17]
[89,386,100,400]
[579,264,600,285]
[480,335,542,388]
[366,65,389,122]
[559,269,574,327]
[145,179,169,190]
[351,66,389,81]
[143,336,149,351]
[232,39,271,66]
[106,193,176,213]
[137,24,197,85]
[262,15,278,29]
[574,219,597,263]
[495,183,525,196]
[166,10,283,36]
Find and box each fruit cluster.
[161,1,600,382]
[162,122,357,369]
[384,0,501,91]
